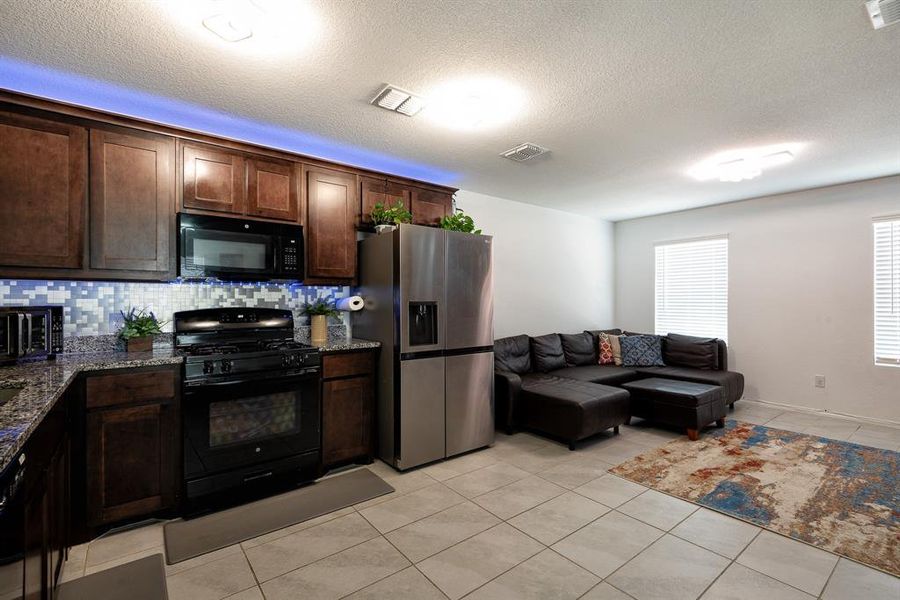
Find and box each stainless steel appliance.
[0,306,63,365]
[355,224,494,470]
[178,213,303,281]
[174,308,321,502]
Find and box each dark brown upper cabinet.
[306,166,358,280]
[0,110,87,269]
[359,177,411,227]
[411,187,453,226]
[182,142,246,214]
[247,157,299,221]
[90,129,175,274]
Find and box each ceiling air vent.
[371,85,426,117]
[500,143,549,162]
[866,0,900,29]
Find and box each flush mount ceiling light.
[201,0,263,41]
[688,144,803,183]
[424,77,524,131]
[168,0,320,53]
[371,85,427,117]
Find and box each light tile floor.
[61,400,900,599]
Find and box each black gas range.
[174,308,322,505]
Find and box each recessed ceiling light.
[688,144,803,183]
[371,85,426,117]
[424,77,524,131]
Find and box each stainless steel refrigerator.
[354,224,495,470]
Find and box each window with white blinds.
[874,217,900,367]
[655,236,729,342]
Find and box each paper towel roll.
[335,296,365,312]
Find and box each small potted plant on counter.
[117,307,166,353]
[440,209,482,235]
[371,200,412,233]
[302,299,340,345]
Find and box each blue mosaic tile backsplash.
[0,280,352,337]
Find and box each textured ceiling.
[1,0,898,221]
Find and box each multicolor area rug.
[611,420,900,576]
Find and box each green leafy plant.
[370,201,412,226]
[440,209,482,235]
[302,299,340,319]
[117,307,166,340]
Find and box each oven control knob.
[281,355,291,367]
[220,359,233,373]
[202,361,215,374]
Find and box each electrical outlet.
[814,375,826,388]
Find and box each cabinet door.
[322,376,374,466]
[182,143,245,214]
[85,402,177,526]
[411,188,452,227]
[247,157,299,221]
[360,178,411,227]
[0,110,86,269]
[90,129,174,273]
[23,480,47,600]
[306,166,357,279]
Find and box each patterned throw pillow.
[620,334,666,367]
[597,332,615,365]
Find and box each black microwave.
[178,213,304,282]
[0,306,64,365]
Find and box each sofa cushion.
[560,332,597,366]
[494,334,532,374]
[621,335,666,367]
[634,366,744,405]
[663,333,719,370]
[531,334,567,372]
[548,365,640,386]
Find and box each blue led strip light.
[0,55,457,185]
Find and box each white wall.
[615,176,900,423]
[455,190,615,339]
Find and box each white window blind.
[874,217,900,367]
[655,236,729,342]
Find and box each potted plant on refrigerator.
[370,200,412,233]
[302,299,340,345]
[117,307,166,353]
[440,209,482,234]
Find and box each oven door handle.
[186,371,320,390]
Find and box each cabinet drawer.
[322,352,374,380]
[86,368,177,409]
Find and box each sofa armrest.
[716,339,728,371]
[494,370,522,434]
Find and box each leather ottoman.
[518,375,631,450]
[621,377,725,440]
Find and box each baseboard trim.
[741,398,900,428]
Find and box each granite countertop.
[0,337,380,474]
[307,338,381,353]
[0,349,182,474]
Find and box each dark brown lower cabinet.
[321,350,377,469]
[83,367,180,526]
[18,386,70,600]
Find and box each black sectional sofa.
[494,329,745,449]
